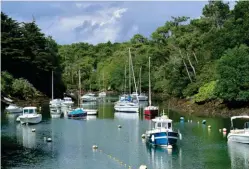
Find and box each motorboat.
[114,101,139,113]
[81,93,97,102]
[145,115,181,147]
[63,97,74,106]
[227,115,249,144]
[49,99,63,108]
[18,107,42,124]
[68,108,87,118]
[6,104,23,113]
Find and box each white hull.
[227,133,249,144]
[6,105,23,113]
[19,114,42,124]
[6,108,23,113]
[114,105,139,113]
[85,109,98,115]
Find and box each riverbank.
[167,97,249,118]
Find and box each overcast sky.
[2,1,235,45]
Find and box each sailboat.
[98,72,107,98]
[131,67,148,101]
[68,70,87,118]
[114,48,139,113]
[144,57,159,117]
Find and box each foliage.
[1,12,65,98]
[194,81,217,103]
[1,71,14,94]
[215,45,249,102]
[12,78,39,99]
[2,1,249,106]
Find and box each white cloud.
[37,5,128,44]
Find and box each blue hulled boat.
[145,115,180,147]
[68,108,87,118]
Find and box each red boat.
[143,57,159,118]
[144,106,159,117]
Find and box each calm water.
[1,98,249,169]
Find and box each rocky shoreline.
[167,97,249,118]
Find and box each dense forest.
[1,1,249,107]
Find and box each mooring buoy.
[139,165,148,169]
[47,138,52,142]
[118,125,122,128]
[92,145,98,149]
[31,128,36,132]
[167,145,173,149]
[141,134,146,139]
[202,120,206,124]
[223,128,227,132]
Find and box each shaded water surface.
[1,99,249,169]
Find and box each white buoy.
[208,125,211,128]
[223,128,227,132]
[47,138,52,142]
[188,120,190,123]
[118,125,122,128]
[92,145,98,149]
[31,128,36,132]
[219,129,222,132]
[167,145,173,149]
[141,134,146,139]
[139,165,147,169]
[197,121,199,124]
[44,137,47,141]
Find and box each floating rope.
[95,148,133,169]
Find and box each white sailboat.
[114,48,139,113]
[131,67,148,101]
[227,115,249,144]
[49,71,63,118]
[98,72,106,98]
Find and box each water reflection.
[114,112,139,120]
[228,142,249,169]
[16,124,36,149]
[146,143,181,169]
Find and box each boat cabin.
[152,115,173,130]
[23,107,37,114]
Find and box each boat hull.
[144,109,159,117]
[146,131,179,146]
[85,109,98,115]
[68,113,86,118]
[227,133,249,144]
[6,108,23,113]
[114,106,139,113]
[19,114,42,124]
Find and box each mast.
[124,65,126,94]
[129,50,131,94]
[52,70,54,100]
[129,48,139,102]
[78,70,81,107]
[102,72,104,92]
[149,57,151,106]
[139,67,142,94]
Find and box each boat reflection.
[228,142,249,169]
[16,124,36,149]
[145,143,180,169]
[114,112,139,120]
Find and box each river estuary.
[1,98,249,169]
